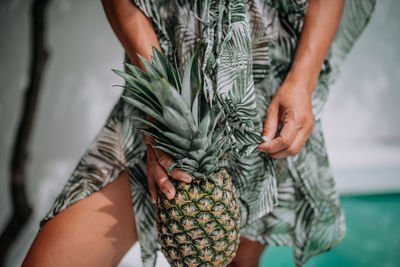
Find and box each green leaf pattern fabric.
[37,0,376,266]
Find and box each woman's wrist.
[283,44,323,98]
[280,0,346,98]
[282,69,316,99]
[101,0,161,72]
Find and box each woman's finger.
[153,148,192,183]
[259,111,300,154]
[143,132,192,183]
[268,126,310,158]
[143,132,155,145]
[145,144,161,203]
[146,168,158,204]
[152,162,176,200]
[261,100,279,141]
[147,145,176,199]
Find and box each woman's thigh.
[22,170,137,267]
[228,236,267,267]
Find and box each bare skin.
[22,0,345,266]
[22,170,136,267]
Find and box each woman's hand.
[258,0,345,158]
[258,80,314,158]
[101,1,192,203]
[142,117,192,204]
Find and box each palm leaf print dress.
[37,0,376,266]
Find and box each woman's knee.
[228,236,266,267]
[22,170,137,267]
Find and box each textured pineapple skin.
[155,168,241,267]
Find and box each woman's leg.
[228,237,267,267]
[22,170,137,267]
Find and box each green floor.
[260,194,400,267]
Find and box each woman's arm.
[101,0,161,70]
[258,0,345,158]
[286,0,346,95]
[101,1,191,202]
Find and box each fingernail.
[262,136,272,143]
[180,175,192,183]
[151,196,156,204]
[258,143,267,152]
[165,189,174,199]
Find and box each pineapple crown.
[112,45,230,180]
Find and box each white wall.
[322,0,400,194]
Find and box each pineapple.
[113,46,241,266]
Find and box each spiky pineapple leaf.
[198,109,211,138]
[181,50,196,108]
[113,45,232,178]
[121,95,165,125]
[122,87,162,113]
[149,79,197,132]
[112,69,139,89]
[150,47,181,92]
[127,115,191,150]
[124,62,149,82]
[137,53,165,80]
[162,106,193,138]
